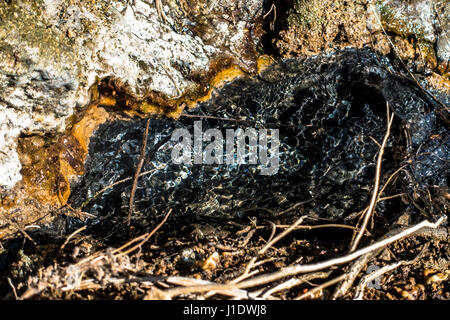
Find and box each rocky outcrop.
[0,0,263,190]
[272,0,449,75]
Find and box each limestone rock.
[0,0,263,189]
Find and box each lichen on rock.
[272,0,449,76]
[275,0,377,56]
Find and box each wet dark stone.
[410,132,449,188]
[69,49,449,226]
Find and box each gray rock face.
[0,0,263,189]
[435,1,450,62]
[377,0,450,62]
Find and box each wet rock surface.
[69,49,448,229]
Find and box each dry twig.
[0,211,37,246]
[231,215,308,284]
[117,208,173,256]
[7,277,18,300]
[261,271,331,299]
[295,274,347,300]
[155,0,168,23]
[158,217,444,298]
[353,242,429,299]
[128,118,151,225]
[20,209,173,299]
[60,226,87,250]
[350,103,394,252]
[372,6,447,110]
[263,3,277,31]
[80,165,164,209]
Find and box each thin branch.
[60,226,87,250]
[353,242,429,300]
[331,250,378,299]
[260,216,308,256]
[80,165,164,209]
[378,165,406,197]
[350,103,394,252]
[263,3,277,31]
[75,209,172,267]
[275,223,361,232]
[261,271,330,299]
[155,0,168,23]
[0,211,37,246]
[128,118,151,226]
[295,274,347,300]
[179,113,244,122]
[231,216,307,284]
[116,208,173,256]
[7,277,18,300]
[165,276,249,299]
[160,217,444,298]
[273,199,313,217]
[372,6,447,110]
[378,193,405,201]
